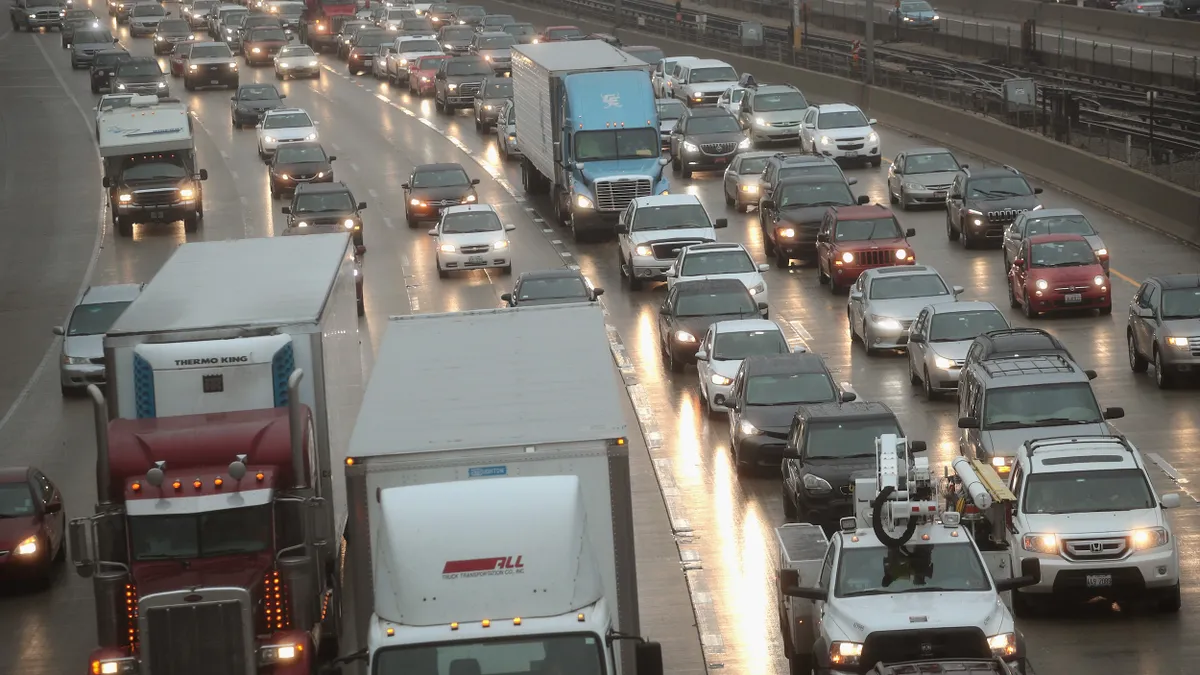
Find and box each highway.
[0,2,1198,674]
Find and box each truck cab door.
[811,539,837,646]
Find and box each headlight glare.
[439,243,455,253]
[933,356,956,370]
[674,330,697,343]
[118,194,132,203]
[493,240,509,249]
[778,227,795,238]
[634,245,653,257]
[1035,279,1049,290]
[830,641,862,667]
[464,194,476,202]
[1130,527,1169,550]
[1166,337,1189,347]
[710,373,733,386]
[682,141,698,152]
[15,535,38,556]
[840,252,854,263]
[738,420,759,436]
[1093,275,1105,286]
[870,315,901,331]
[1095,248,1108,256]
[738,138,751,149]
[987,633,1017,658]
[1022,533,1058,554]
[868,131,878,142]
[344,219,355,229]
[179,188,195,199]
[575,194,593,209]
[819,135,831,145]
[895,248,908,260]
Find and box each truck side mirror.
[816,233,829,243]
[909,332,924,343]
[995,557,1041,592]
[847,177,857,185]
[1161,493,1182,509]
[634,642,664,675]
[909,440,927,452]
[839,391,856,403]
[329,156,337,161]
[281,206,291,214]
[1103,406,1124,419]
[760,199,775,210]
[1086,369,1098,380]
[68,518,94,578]
[757,301,768,311]
[1034,187,1044,194]
[199,169,209,180]
[779,568,800,592]
[102,176,111,188]
[592,288,604,298]
[905,227,916,237]
[958,416,979,429]
[856,195,869,205]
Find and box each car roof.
[972,328,1067,355]
[966,167,1020,178]
[81,283,144,305]
[903,146,954,156]
[829,204,894,220]
[1152,273,1200,289]
[925,300,999,315]
[772,152,836,166]
[517,269,585,282]
[864,264,939,278]
[686,58,732,68]
[1022,436,1140,473]
[263,107,309,116]
[975,353,1087,386]
[414,162,466,173]
[711,318,783,334]
[775,174,846,187]
[814,103,860,112]
[476,31,510,37]
[0,467,30,484]
[736,150,778,161]
[1026,233,1089,244]
[632,194,702,208]
[684,107,734,118]
[743,352,828,376]
[294,181,351,194]
[442,204,498,215]
[1022,207,1083,219]
[797,400,896,421]
[275,141,325,153]
[684,243,748,254]
[752,83,800,93]
[674,278,748,294]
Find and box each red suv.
[1008,233,1111,317]
[816,204,916,292]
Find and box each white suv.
[1006,435,1181,616]
[799,103,881,167]
[672,58,739,108]
[616,194,727,291]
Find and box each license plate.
[150,211,164,219]
[210,79,220,84]
[714,157,726,164]
[844,151,859,157]
[363,58,373,65]
[1086,574,1112,588]
[935,191,946,197]
[468,255,484,264]
[1065,293,1082,304]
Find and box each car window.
[116,61,162,76]
[738,157,769,175]
[441,211,502,234]
[631,204,710,231]
[517,277,589,301]
[412,167,469,187]
[904,152,958,174]
[1023,469,1155,514]
[263,112,313,129]
[680,249,755,276]
[69,301,133,336]
[0,481,35,517]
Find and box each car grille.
[768,121,800,128]
[924,182,952,191]
[651,239,706,260]
[121,82,160,94]
[700,141,738,156]
[1061,537,1129,562]
[986,208,1027,223]
[594,177,652,211]
[132,188,180,206]
[427,198,463,208]
[460,244,490,254]
[836,140,865,150]
[292,172,317,180]
[1053,284,1091,293]
[205,64,227,73]
[144,600,248,675]
[690,92,721,105]
[853,250,898,266]
[457,81,482,96]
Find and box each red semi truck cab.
[301,0,358,52]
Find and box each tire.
[946,214,959,241]
[91,81,100,94]
[774,253,787,269]
[626,255,643,291]
[185,78,195,91]
[1099,304,1112,316]
[922,367,936,401]
[666,346,683,373]
[1158,582,1182,613]
[406,214,418,228]
[888,187,898,204]
[1128,332,1148,373]
[908,357,920,385]
[270,186,280,199]
[183,215,199,233]
[437,265,448,279]
[1010,589,1037,619]
[899,188,910,211]
[787,654,814,675]
[817,263,829,285]
[681,166,692,179]
[1154,348,1174,389]
[724,190,734,207]
[115,216,133,238]
[871,156,882,168]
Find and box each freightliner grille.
[144,600,248,675]
[594,178,651,211]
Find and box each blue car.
[890,0,941,30]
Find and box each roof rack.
[982,327,1054,340]
[980,354,1075,378]
[1022,435,1135,460]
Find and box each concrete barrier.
[475,0,1200,244]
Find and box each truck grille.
[651,239,706,260]
[457,81,482,96]
[690,92,721,105]
[594,177,651,211]
[862,627,990,665]
[144,600,248,675]
[700,141,737,155]
[852,250,898,266]
[121,82,161,94]
[1062,537,1129,562]
[986,208,1026,223]
[132,188,180,206]
[34,9,60,19]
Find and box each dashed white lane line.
[1147,453,1199,504]
[220,150,230,159]
[349,162,360,172]
[367,188,378,198]
[383,216,395,229]
[230,170,239,180]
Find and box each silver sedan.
[906,301,1010,399]
[721,151,774,213]
[886,146,961,210]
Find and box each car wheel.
[1099,304,1113,316]
[436,256,448,279]
[908,355,920,385]
[847,309,857,342]
[946,213,959,241]
[862,322,878,355]
[1158,582,1182,613]
[681,166,692,179]
[724,189,734,207]
[871,156,882,168]
[899,188,911,211]
[1128,332,1148,373]
[1023,290,1037,319]
[666,346,683,373]
[115,216,133,238]
[774,253,787,269]
[1154,348,1174,389]
[923,367,936,400]
[183,215,199,233]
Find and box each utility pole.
[792,0,801,52]
[1147,90,1156,163]
[864,0,875,84]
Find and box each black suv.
[402,162,480,226]
[281,182,367,251]
[758,152,851,222]
[962,328,1075,371]
[89,49,132,93]
[760,175,867,268]
[781,402,900,533]
[667,107,747,178]
[945,165,1043,249]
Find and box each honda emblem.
[1090,542,1103,553]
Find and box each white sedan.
[257,107,318,160]
[274,44,321,80]
[666,242,771,315]
[694,319,798,414]
[429,204,516,277]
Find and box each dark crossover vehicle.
[472,77,512,130]
[89,49,132,93]
[282,182,367,252]
[346,28,389,75]
[657,278,767,373]
[502,22,537,44]
[183,40,239,90]
[723,353,854,474]
[760,175,868,268]
[60,9,99,48]
[502,269,604,307]
[0,467,66,585]
[403,163,480,226]
[71,28,120,69]
[945,165,1043,248]
[111,57,169,97]
[439,23,476,54]
[668,108,749,178]
[230,83,285,128]
[268,141,336,198]
[152,19,194,55]
[781,402,898,531]
[758,152,851,213]
[242,25,289,65]
[453,4,486,26]
[434,55,492,113]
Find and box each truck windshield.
[1023,468,1155,514]
[119,155,190,183]
[804,419,901,459]
[835,543,992,597]
[69,302,133,336]
[373,634,605,675]
[981,382,1103,429]
[192,43,233,58]
[574,128,657,161]
[129,504,272,560]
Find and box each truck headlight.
[1166,337,1189,347]
[91,657,137,675]
[15,535,38,556]
[801,473,832,494]
[118,194,132,203]
[634,245,652,257]
[830,641,862,667]
[840,252,854,263]
[738,420,760,436]
[575,194,593,209]
[259,643,300,665]
[447,83,457,90]
[116,83,126,90]
[740,184,757,194]
[439,243,456,253]
[987,633,1017,658]
[991,456,1013,473]
[344,219,355,229]
[710,373,732,386]
[179,188,195,199]
[674,330,696,343]
[1022,533,1058,554]
[777,227,795,238]
[681,141,698,153]
[1035,279,1048,290]
[28,13,36,19]
[157,81,166,88]
[738,138,750,149]
[933,356,956,370]
[1130,527,1170,550]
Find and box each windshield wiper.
[982,420,1029,429]
[136,554,191,560]
[809,452,875,460]
[1030,417,1097,426]
[1039,261,1088,267]
[842,589,900,597]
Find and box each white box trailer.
[341,304,657,675]
[102,232,364,543]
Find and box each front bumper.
[795,490,855,531]
[74,51,100,66]
[247,47,284,64]
[678,147,739,171]
[666,338,701,365]
[442,91,475,107]
[0,541,51,578]
[773,228,818,262]
[272,173,333,191]
[830,258,915,285]
[748,124,801,144]
[1018,547,1178,597]
[734,433,788,467]
[1026,288,1110,313]
[408,199,469,220]
[61,361,106,389]
[922,358,962,392]
[1158,342,1200,371]
[630,254,673,281]
[115,200,196,223]
[475,105,500,123]
[438,247,509,271]
[815,142,879,162]
[864,317,913,349]
[500,134,521,156]
[703,379,733,411]
[901,186,949,206]
[278,64,320,77]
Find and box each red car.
[168,42,192,77]
[0,467,66,585]
[1008,233,1111,318]
[242,26,289,66]
[816,204,916,292]
[407,54,449,96]
[537,25,582,43]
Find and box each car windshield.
[276,145,326,163]
[194,1,216,8]
[0,482,35,518]
[517,276,589,301]
[574,128,657,161]
[928,310,1009,342]
[982,382,1103,429]
[128,505,272,561]
[835,218,903,241]
[1024,215,1095,237]
[713,329,788,360]
[192,43,233,57]
[967,176,1031,198]
[117,62,161,76]
[675,289,756,317]
[277,3,304,14]
[626,47,664,63]
[442,211,502,233]
[755,91,808,111]
[1029,240,1097,268]
[387,9,412,19]
[223,10,248,22]
[442,26,474,39]
[227,15,248,28]
[94,52,131,66]
[483,15,514,25]
[79,31,117,43]
[689,66,737,83]
[412,167,469,187]
[632,204,710,231]
[446,59,491,75]
[68,301,133,336]
[778,181,854,208]
[1162,287,1200,319]
[739,157,770,175]
[133,4,166,15]
[374,635,605,675]
[238,85,279,100]
[355,33,389,47]
[680,249,755,276]
[482,81,512,97]
[505,24,536,36]
[1023,469,1156,514]
[686,115,741,134]
[477,35,515,48]
[904,152,958,174]
[546,27,581,39]
[279,45,315,57]
[835,543,992,597]
[779,164,843,181]
[901,0,934,10]
[745,372,835,405]
[417,55,448,69]
[806,419,902,459]
[457,6,485,17]
[404,40,441,52]
[818,109,869,129]
[869,274,949,300]
[158,20,190,31]
[120,157,189,182]
[657,100,685,120]
[294,192,354,213]
[263,112,312,129]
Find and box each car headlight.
[316,172,325,178]
[991,456,1013,473]
[895,249,909,260]
[1094,275,1106,286]
[738,138,751,149]
[493,240,509,249]
[230,63,238,70]
[748,282,765,295]
[410,198,420,206]
[819,135,831,145]
[157,81,166,88]
[575,194,593,209]
[681,141,698,152]
[28,13,36,18]
[399,58,407,65]
[305,133,317,141]
[870,315,901,331]
[264,136,276,143]
[1166,336,1189,347]
[439,243,456,253]
[444,42,453,49]
[116,83,126,90]
[987,633,1017,658]
[252,47,262,53]
[484,55,491,61]
[484,104,493,110]
[740,184,758,194]
[867,131,878,142]
[280,62,290,68]
[155,35,163,41]
[15,535,38,557]
[296,221,308,227]
[308,60,319,67]
[1095,248,1108,257]
[179,188,195,199]
[904,182,921,190]
[63,355,90,365]
[1022,533,1058,554]
[738,420,760,436]
[801,473,832,494]
[830,641,862,667]
[421,76,429,82]
[710,373,733,386]
[118,193,132,203]
[1035,279,1048,290]
[1131,527,1170,550]
[344,219,355,229]
[674,330,697,343]
[777,227,795,238]
[634,245,653,257]
[754,117,766,125]
[464,194,476,203]
[447,83,457,90]
[933,356,956,370]
[840,252,854,263]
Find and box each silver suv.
[1127,273,1200,389]
[737,83,808,146]
[53,284,144,395]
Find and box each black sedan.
[760,175,868,268]
[229,83,285,128]
[88,49,132,93]
[721,353,855,474]
[0,466,66,586]
[403,163,480,227]
[658,278,767,372]
[268,142,336,198]
[152,18,195,55]
[501,269,604,307]
[282,182,367,252]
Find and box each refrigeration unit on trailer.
[335,303,661,675]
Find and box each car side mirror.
[1103,406,1125,420]
[905,228,916,237]
[401,183,409,189]
[470,178,481,185]
[592,288,604,299]
[960,163,969,169]
[504,224,516,231]
[761,199,775,210]
[281,206,291,214]
[816,233,829,243]
[102,176,111,188]
[847,178,858,185]
[1033,187,1043,194]
[952,285,965,295]
[856,195,869,205]
[714,218,728,229]
[757,301,768,311]
[500,292,513,304]
[995,557,1041,593]
[427,229,438,236]
[1012,258,1025,267]
[615,224,628,234]
[695,350,708,361]
[849,290,862,301]
[910,441,927,452]
[839,391,856,403]
[868,118,877,125]
[357,201,367,210]
[909,332,924,343]
[804,123,815,129]
[1085,369,1098,380]
[1161,493,1182,509]
[52,326,65,336]
[958,416,980,429]
[757,263,770,272]
[329,155,337,161]
[658,305,669,316]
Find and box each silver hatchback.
[906,301,1010,399]
[53,283,144,395]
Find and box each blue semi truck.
[511,40,670,241]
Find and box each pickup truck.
[11,0,64,31]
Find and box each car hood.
[237,99,283,110]
[777,205,834,225]
[130,552,274,596]
[869,296,957,320]
[114,74,165,83]
[443,37,473,46]
[261,126,315,141]
[0,516,41,550]
[981,424,1114,457]
[683,81,738,95]
[130,15,166,23]
[273,160,332,174]
[158,30,194,38]
[293,210,356,225]
[684,130,745,144]
[800,456,874,484]
[837,236,909,252]
[818,126,873,141]
[708,357,744,379]
[679,271,761,291]
[441,231,506,247]
[1162,318,1200,336]
[827,592,1009,641]
[676,313,760,343]
[630,227,715,245]
[1022,510,1163,538]
[476,48,511,58]
[477,97,508,107]
[247,38,289,47]
[967,195,1039,212]
[753,109,805,124]
[77,41,117,51]
[578,158,660,181]
[409,185,471,200]
[904,170,958,188]
[1028,265,1105,285]
[64,334,105,360]
[277,54,319,63]
[924,339,971,363]
[743,402,818,434]
[447,72,491,82]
